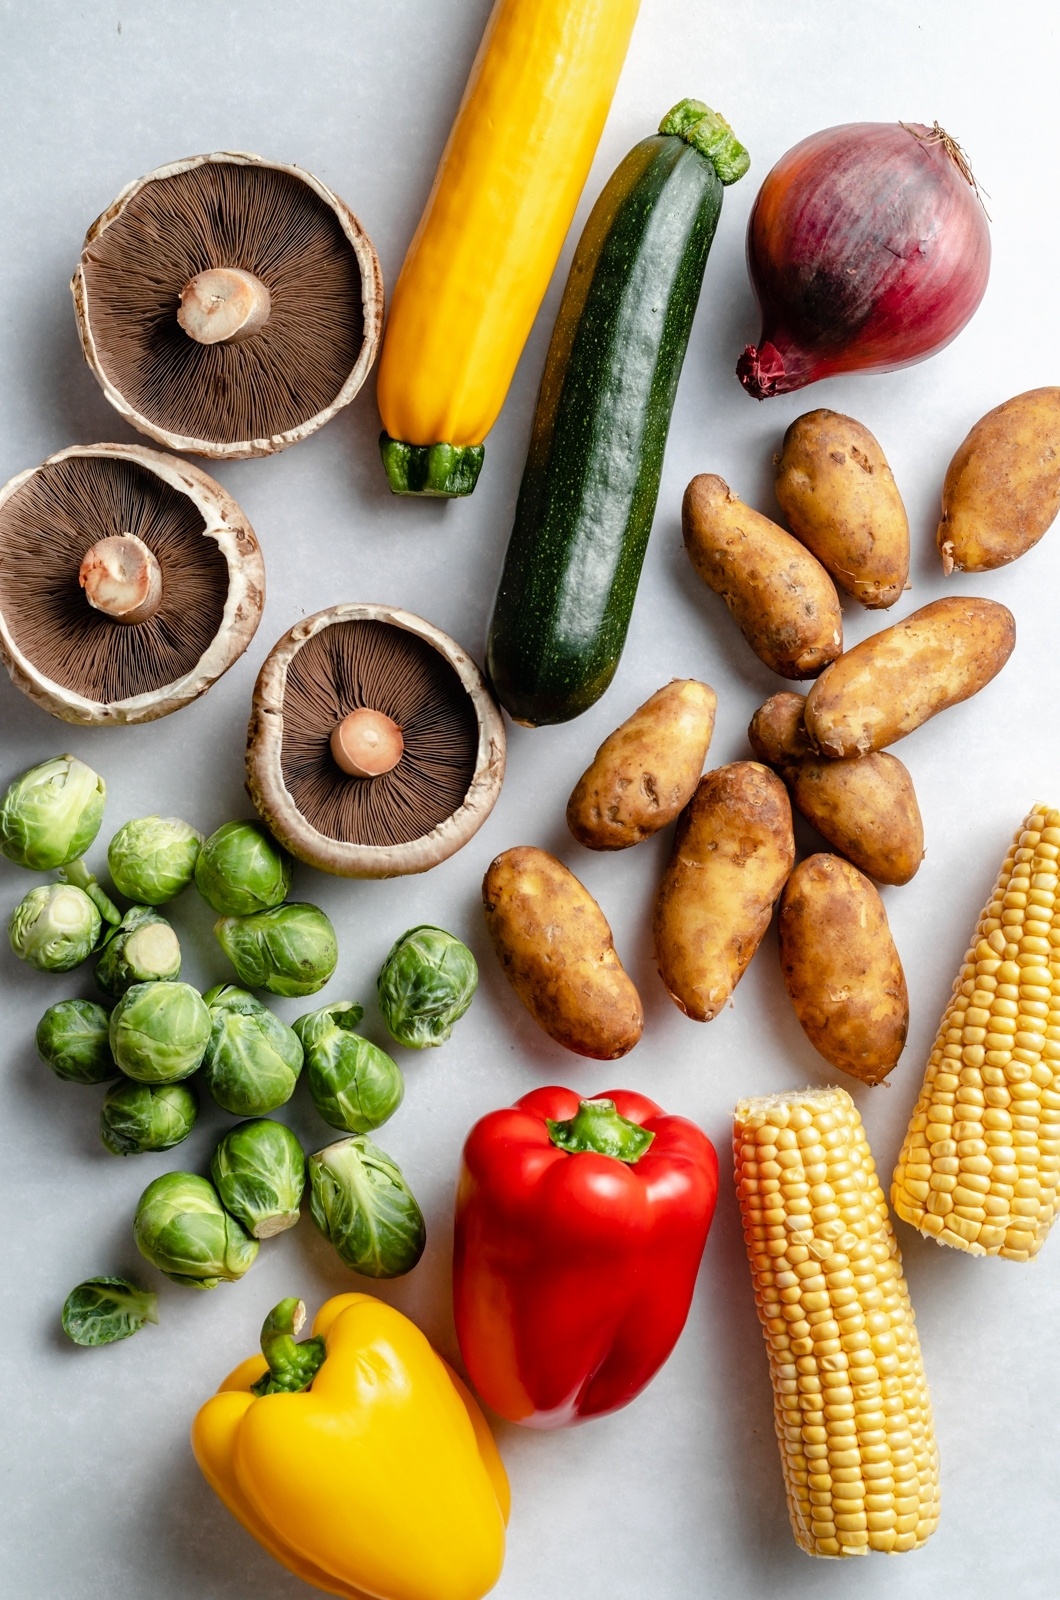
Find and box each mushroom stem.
[330,709,404,779]
[177,267,272,345]
[79,535,163,625]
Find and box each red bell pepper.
[453,1086,718,1428]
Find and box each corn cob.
[892,804,1060,1260]
[734,1087,940,1557]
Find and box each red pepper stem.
[251,1297,327,1396]
[546,1098,655,1163]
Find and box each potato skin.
[748,693,924,886]
[682,474,842,679]
[654,762,794,1022]
[938,387,1060,574]
[778,854,908,1084]
[566,679,717,850]
[482,846,643,1059]
[775,409,910,608]
[803,596,1015,757]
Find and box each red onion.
[738,121,990,399]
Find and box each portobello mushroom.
[246,604,506,878]
[72,151,383,459]
[0,443,263,724]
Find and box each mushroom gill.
[79,160,366,446]
[0,454,228,702]
[279,621,481,848]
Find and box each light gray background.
[1,2,1058,1596]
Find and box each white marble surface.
[1,2,1058,1596]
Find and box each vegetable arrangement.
[5,5,1060,1593]
[2,759,476,1324]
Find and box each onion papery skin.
[738,122,991,399]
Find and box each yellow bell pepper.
[376,0,642,496]
[192,1293,509,1600]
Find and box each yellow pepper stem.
[251,1298,327,1396]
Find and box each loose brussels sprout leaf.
[109,981,211,1082]
[0,755,105,871]
[100,1079,198,1155]
[294,1002,404,1134]
[57,857,121,926]
[36,999,116,1084]
[200,986,303,1115]
[96,906,181,997]
[9,883,101,972]
[215,903,338,998]
[195,821,293,917]
[61,1277,159,1346]
[134,1171,259,1288]
[211,1118,306,1238]
[377,925,478,1048]
[108,816,203,905]
[309,1137,425,1278]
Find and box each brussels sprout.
[9,883,101,972]
[200,985,303,1114]
[215,903,338,998]
[61,1277,159,1346]
[96,906,181,997]
[36,999,116,1084]
[108,815,203,904]
[109,980,211,1082]
[0,754,105,871]
[211,1119,306,1238]
[195,821,293,916]
[100,1079,199,1155]
[134,1171,259,1288]
[377,925,478,1048]
[294,1002,404,1134]
[308,1136,426,1278]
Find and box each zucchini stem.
[660,100,750,185]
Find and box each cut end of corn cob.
[734,1086,940,1558]
[892,805,1060,1261]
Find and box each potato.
[682,474,842,679]
[482,846,643,1059]
[566,679,717,850]
[777,853,908,1084]
[774,408,909,608]
[653,762,794,1021]
[748,692,924,885]
[937,387,1060,573]
[803,596,1015,757]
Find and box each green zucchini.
[486,100,748,725]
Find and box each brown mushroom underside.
[0,454,228,702]
[279,620,481,849]
[79,161,366,446]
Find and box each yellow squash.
[192,1294,510,1600]
[376,0,641,496]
